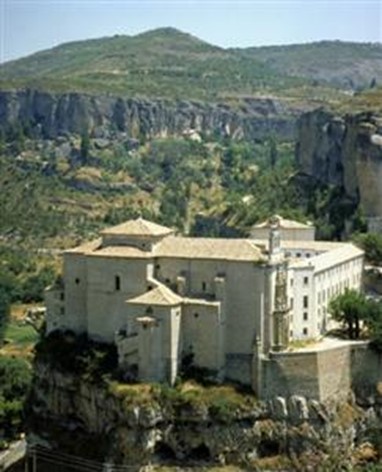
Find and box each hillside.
[0,28,380,311]
[0,28,304,101]
[241,41,382,89]
[1,28,380,103]
[0,29,380,253]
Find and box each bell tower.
[272,262,290,352]
[268,215,283,264]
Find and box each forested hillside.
[1,28,381,102]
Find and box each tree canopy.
[329,289,367,339]
[0,356,32,448]
[354,233,382,265]
[329,289,382,344]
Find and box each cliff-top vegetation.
[0,28,381,104]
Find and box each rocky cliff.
[296,108,382,219]
[0,89,304,142]
[27,360,382,470]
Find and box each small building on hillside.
[45,215,364,395]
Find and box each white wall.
[182,302,223,373]
[289,266,316,339]
[45,287,65,334]
[156,258,266,357]
[63,253,88,333]
[251,227,315,242]
[85,256,153,342]
[314,256,364,332]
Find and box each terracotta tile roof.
[91,245,152,259]
[253,215,313,229]
[100,217,173,237]
[65,238,102,254]
[155,236,265,262]
[66,222,265,262]
[127,284,183,306]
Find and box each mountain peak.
[135,27,200,41]
[132,27,218,51]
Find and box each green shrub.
[0,356,32,445]
[354,233,382,265]
[35,331,118,382]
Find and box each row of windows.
[290,327,309,338]
[290,296,309,310]
[290,276,310,287]
[316,278,360,306]
[316,260,362,283]
[109,276,210,293]
[286,251,314,259]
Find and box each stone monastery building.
[46,216,364,390]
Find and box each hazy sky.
[0,0,381,64]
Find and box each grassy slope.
[0,28,302,100]
[2,28,380,103]
[238,41,382,88]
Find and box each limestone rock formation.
[0,89,304,142]
[296,108,382,219]
[27,361,382,469]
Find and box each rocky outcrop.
[0,89,304,142]
[27,361,382,469]
[296,108,382,218]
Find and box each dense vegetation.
[0,28,304,101]
[35,331,118,382]
[242,41,382,90]
[354,233,382,266]
[1,28,381,105]
[0,244,55,346]
[328,289,382,351]
[0,355,32,448]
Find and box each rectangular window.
[303,327,308,336]
[290,297,294,309]
[303,312,308,321]
[290,279,294,287]
[303,276,309,285]
[303,295,308,308]
[115,275,121,291]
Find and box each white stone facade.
[45,216,364,389]
[251,215,315,242]
[252,233,364,340]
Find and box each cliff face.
[0,89,302,142]
[296,109,382,218]
[28,361,382,469]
